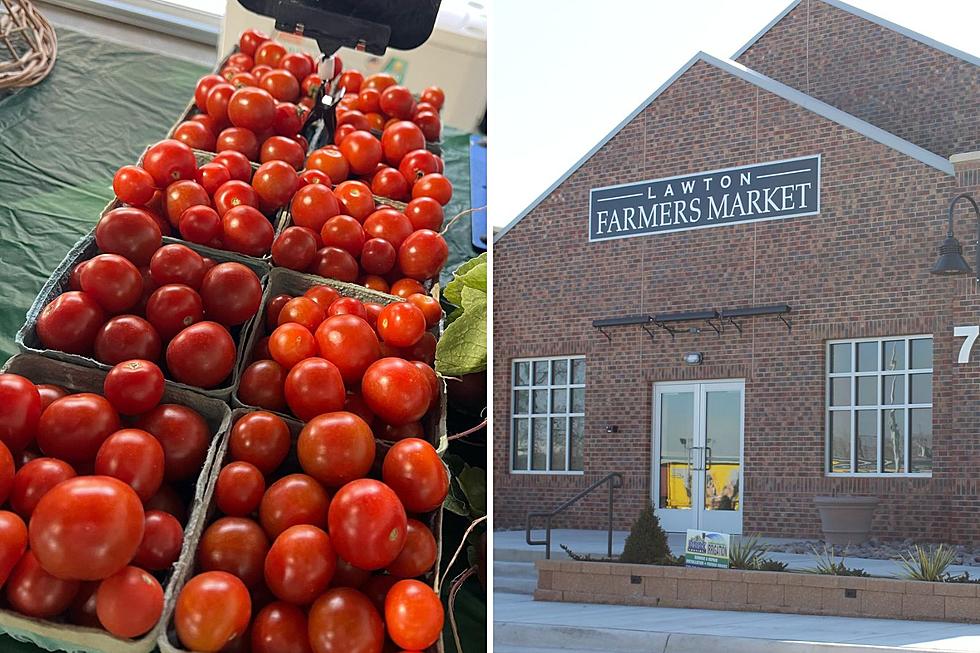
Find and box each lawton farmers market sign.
[684,529,731,569]
[588,155,820,241]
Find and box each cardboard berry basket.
[15,230,267,402]
[158,407,445,653]
[0,353,230,653]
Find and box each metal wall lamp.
[931,193,980,279]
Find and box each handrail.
[525,472,624,560]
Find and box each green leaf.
[444,305,465,326]
[458,466,486,517]
[443,492,469,517]
[443,253,487,306]
[435,298,487,375]
[460,284,486,311]
[443,453,467,476]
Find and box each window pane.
[550,417,567,471]
[513,419,528,470]
[830,378,851,406]
[882,340,905,371]
[533,361,549,385]
[551,359,568,385]
[911,338,932,370]
[856,342,877,372]
[857,376,877,406]
[856,410,877,473]
[910,408,932,473]
[571,388,585,413]
[513,390,529,414]
[570,417,584,470]
[551,388,567,413]
[829,411,852,473]
[831,343,851,373]
[881,408,906,473]
[531,418,547,470]
[910,373,931,404]
[571,358,585,384]
[532,390,547,414]
[514,361,530,386]
[882,375,904,405]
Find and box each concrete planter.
[534,560,980,623]
[814,495,879,546]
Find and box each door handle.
[687,446,695,471]
[704,446,712,470]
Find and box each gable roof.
[494,51,954,243]
[732,0,980,67]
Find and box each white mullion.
[876,341,883,474]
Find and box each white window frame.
[510,356,585,475]
[825,335,933,477]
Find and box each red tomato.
[93,315,160,364]
[382,330,436,366]
[175,571,251,652]
[174,120,216,151]
[290,183,340,232]
[280,53,313,82]
[10,457,74,518]
[363,208,413,249]
[405,196,444,231]
[284,358,346,421]
[80,254,143,313]
[213,179,259,216]
[314,314,380,386]
[145,284,204,341]
[229,71,257,88]
[357,88,381,113]
[304,286,341,309]
[337,109,369,131]
[30,476,144,580]
[272,226,318,270]
[36,393,119,465]
[412,173,452,205]
[198,517,269,588]
[264,525,336,604]
[149,243,205,288]
[165,180,211,227]
[307,148,349,183]
[383,438,448,513]
[237,360,288,412]
[370,167,409,201]
[413,111,441,143]
[217,127,259,161]
[259,474,330,540]
[379,422,424,441]
[253,159,300,207]
[330,556,370,589]
[361,358,429,426]
[387,519,437,578]
[278,297,326,331]
[420,86,445,110]
[136,404,210,481]
[377,302,426,348]
[308,587,383,653]
[94,428,164,502]
[310,246,358,282]
[337,70,363,93]
[413,361,440,411]
[179,205,223,244]
[251,601,312,653]
[302,73,324,98]
[226,51,253,71]
[339,130,382,175]
[68,581,100,628]
[360,238,397,275]
[144,485,187,523]
[95,207,162,266]
[0,511,27,587]
[112,165,156,206]
[103,359,165,416]
[166,321,236,388]
[144,139,197,188]
[228,87,276,131]
[195,162,232,195]
[266,293,292,330]
[298,412,375,487]
[96,566,164,638]
[398,150,441,186]
[229,411,290,474]
[6,551,80,618]
[360,574,397,614]
[385,579,444,650]
[362,303,382,329]
[195,74,226,112]
[206,81,236,123]
[268,323,317,369]
[381,121,424,166]
[260,136,305,169]
[212,150,253,182]
[398,229,449,280]
[359,274,389,293]
[326,296,366,319]
[200,262,262,326]
[379,86,415,120]
[328,479,406,570]
[390,278,426,299]
[273,101,305,136]
[223,205,274,256]
[330,181,372,221]
[0,374,40,453]
[407,293,442,328]
[260,68,300,102]
[216,461,266,516]
[133,510,183,570]
[239,28,269,56]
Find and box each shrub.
[619,503,672,565]
[729,535,771,570]
[898,544,957,582]
[807,545,870,577]
[755,558,788,572]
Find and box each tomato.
[259,68,300,103]
[263,525,336,605]
[214,179,259,216]
[0,374,40,453]
[251,335,272,362]
[6,551,80,618]
[212,150,253,182]
[269,323,317,369]
[174,120,216,151]
[311,246,358,282]
[112,165,156,206]
[227,87,276,131]
[399,229,449,281]
[260,135,305,169]
[308,587,382,653]
[144,139,197,188]
[93,428,164,502]
[80,254,143,313]
[398,150,439,189]
[205,81,236,122]
[363,304,384,331]
[328,479,406,571]
[239,28,268,56]
[298,412,374,487]
[266,293,292,330]
[413,110,441,142]
[290,183,340,232]
[34,385,64,415]
[223,205,274,256]
[387,519,437,578]
[414,361,440,410]
[407,293,442,328]
[253,159,300,208]
[358,275,389,293]
[166,321,236,388]
[337,109,369,132]
[357,88,381,114]
[30,476,143,580]
[68,581,100,627]
[379,86,415,120]
[404,196,444,231]
[195,74,226,112]
[103,360,165,416]
[144,485,187,523]
[10,457,74,518]
[195,162,232,197]
[96,566,164,638]
[369,167,407,201]
[326,297,366,319]
[284,358,346,421]
[133,510,183,570]
[148,244,204,289]
[216,462,265,516]
[273,101,304,137]
[412,173,452,205]
[304,285,341,309]
[332,123,355,146]
[339,130,382,175]
[361,358,429,426]
[259,474,330,539]
[164,179,210,227]
[37,393,119,465]
[359,238,396,276]
[275,52,310,83]
[136,404,210,481]
[238,360,288,412]
[384,439,448,514]
[145,284,204,341]
[380,120,424,166]
[217,126,259,160]
[0,510,26,587]
[175,571,251,652]
[307,148,349,183]
[198,517,269,588]
[363,208,413,250]
[179,205,222,244]
[313,314,380,386]
[272,226,318,270]
[385,579,443,650]
[377,302,426,348]
[229,411,290,474]
[379,422,424,441]
[390,278,426,299]
[251,601,312,653]
[337,70,363,94]
[278,297,326,331]
[419,86,445,110]
[199,262,262,327]
[302,73,324,99]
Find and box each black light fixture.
[931,193,980,278]
[683,352,704,366]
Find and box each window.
[511,356,585,473]
[826,336,932,476]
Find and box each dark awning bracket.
[719,304,793,333]
[591,315,654,341]
[593,304,793,341]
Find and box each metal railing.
[525,472,624,560]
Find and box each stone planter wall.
[534,560,980,623]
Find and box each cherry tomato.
[96,566,164,638]
[103,360,164,416]
[413,110,441,142]
[252,601,312,653]
[179,205,222,244]
[279,52,312,83]
[68,581,100,628]
[361,358,429,426]
[165,179,211,227]
[10,457,75,518]
[95,208,160,267]
[144,139,197,188]
[382,330,436,366]
[387,519,437,578]
[339,130,382,175]
[379,422,424,441]
[306,148,349,183]
[6,551,80,618]
[284,358,346,421]
[223,205,274,256]
[308,587,383,653]
[407,293,442,328]
[237,360,288,412]
[212,150,253,182]
[213,181,260,218]
[145,284,204,341]
[260,68,300,102]
[398,149,441,187]
[328,183,370,223]
[264,524,336,604]
[276,298,323,332]
[330,556,370,589]
[390,278,426,299]
[200,262,262,326]
[148,244,204,289]
[290,183,340,232]
[379,85,415,120]
[399,229,448,280]
[360,574,397,614]
[302,73,324,98]
[253,159,300,207]
[112,165,156,207]
[311,247,358,282]
[363,208,413,249]
[37,393,119,465]
[326,296,366,319]
[195,74,226,112]
[229,71,257,88]
[166,321,236,388]
[298,412,374,487]
[229,411,290,474]
[413,173,452,205]
[239,28,269,56]
[80,254,143,313]
[385,579,444,650]
[144,485,187,523]
[175,571,251,652]
[405,196,444,231]
[384,438,448,513]
[30,476,144,580]
[313,314,380,385]
[381,120,424,166]
[260,135,305,169]
[266,293,292,330]
[337,109,369,131]
[337,70,363,94]
[269,322,317,369]
[0,510,26,587]
[198,517,269,588]
[216,461,266,516]
[377,302,426,348]
[0,374,40,453]
[304,285,341,309]
[195,162,232,196]
[359,274,389,293]
[136,404,210,481]
[328,479,406,570]
[414,361,440,410]
[360,238,397,275]
[133,510,183,570]
[174,120,216,151]
[420,86,445,110]
[217,126,259,160]
[273,101,305,136]
[370,167,410,201]
[94,428,164,502]
[228,86,276,131]
[94,315,161,364]
[272,225,318,270]
[357,87,382,113]
[259,474,330,539]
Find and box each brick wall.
[736,0,980,159]
[493,59,980,543]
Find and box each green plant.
[558,543,615,562]
[807,545,870,577]
[619,503,672,565]
[897,544,957,582]
[729,535,771,570]
[945,572,980,584]
[755,558,788,572]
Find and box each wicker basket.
[0,0,56,90]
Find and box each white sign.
[684,529,731,569]
[954,325,979,364]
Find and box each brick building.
[492,0,980,542]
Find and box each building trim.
[730,0,803,60]
[494,51,955,243]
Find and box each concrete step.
[494,560,537,577]
[493,575,537,595]
[494,646,611,653]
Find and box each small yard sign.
[684,529,731,568]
